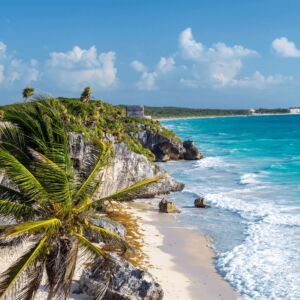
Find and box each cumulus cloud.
[178,28,291,88]
[272,37,300,57]
[131,56,175,90]
[221,71,293,88]
[130,60,147,72]
[46,46,117,90]
[0,41,39,87]
[179,27,257,62]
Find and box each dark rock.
[194,197,211,208]
[158,198,181,213]
[132,125,202,162]
[79,256,164,300]
[183,141,203,160]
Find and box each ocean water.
[160,115,300,300]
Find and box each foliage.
[80,86,92,103]
[22,87,34,102]
[144,106,290,118]
[0,100,161,299]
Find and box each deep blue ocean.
[160,114,300,300]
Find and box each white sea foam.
[195,156,226,169]
[240,173,260,185]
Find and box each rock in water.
[194,197,211,208]
[158,198,181,213]
[79,256,164,300]
[183,141,203,160]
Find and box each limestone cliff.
[69,133,184,199]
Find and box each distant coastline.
[156,112,296,121]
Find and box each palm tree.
[0,99,160,299]
[22,86,34,102]
[80,86,92,103]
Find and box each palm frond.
[0,148,48,204]
[0,122,30,163]
[62,239,79,299]
[0,236,47,298]
[4,218,61,237]
[87,225,132,254]
[0,185,25,202]
[0,199,35,220]
[17,258,45,300]
[74,142,111,206]
[30,148,74,212]
[78,176,162,212]
[75,233,106,258]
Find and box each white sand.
[127,201,240,300]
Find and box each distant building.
[248,108,256,115]
[289,107,300,114]
[126,105,145,118]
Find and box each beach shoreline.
[126,200,239,300]
[155,112,295,121]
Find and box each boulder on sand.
[78,256,164,300]
[158,198,181,213]
[194,197,211,208]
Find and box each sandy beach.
[127,200,239,300]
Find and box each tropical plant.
[0,99,161,299]
[80,86,92,103]
[22,86,34,102]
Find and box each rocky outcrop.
[183,141,202,160]
[79,256,164,300]
[194,197,211,208]
[158,198,181,213]
[69,133,184,199]
[132,125,202,162]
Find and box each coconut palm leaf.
[0,122,29,163]
[87,225,132,254]
[74,142,111,206]
[0,185,24,202]
[4,218,61,237]
[0,236,47,298]
[17,258,45,300]
[0,149,48,204]
[75,233,106,258]
[0,200,35,220]
[78,176,161,212]
[30,149,74,212]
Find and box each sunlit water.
[160,115,300,300]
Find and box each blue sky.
[1,0,300,108]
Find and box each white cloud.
[179,27,257,62]
[131,56,175,90]
[0,41,39,87]
[130,60,147,72]
[156,57,175,74]
[233,72,293,88]
[178,28,290,89]
[136,72,158,90]
[46,46,117,90]
[272,37,300,57]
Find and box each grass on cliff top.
[0,97,180,161]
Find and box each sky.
[1,0,300,108]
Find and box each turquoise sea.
[160,114,300,300]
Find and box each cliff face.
[69,133,184,199]
[132,124,203,162]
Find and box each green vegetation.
[0,99,160,299]
[144,106,290,118]
[80,86,92,103]
[1,97,180,161]
[22,86,34,102]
